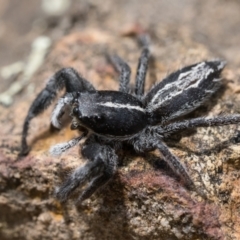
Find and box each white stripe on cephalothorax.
[147,62,215,112]
[97,102,145,112]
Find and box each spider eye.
[73,107,79,115]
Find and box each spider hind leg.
[107,34,151,97]
[107,54,131,93]
[135,34,151,98]
[132,131,195,190]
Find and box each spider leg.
[135,35,151,97]
[77,173,113,203]
[132,133,195,190]
[78,143,118,203]
[107,54,131,93]
[51,92,74,129]
[49,133,87,156]
[20,67,95,156]
[55,158,102,203]
[158,114,240,137]
[153,140,195,189]
[55,142,118,203]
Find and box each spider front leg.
[20,68,95,156]
[55,142,118,203]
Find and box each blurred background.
[1,0,240,69]
[1,0,240,105]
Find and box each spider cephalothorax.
[20,35,240,203]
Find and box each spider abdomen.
[144,60,225,125]
[75,91,148,137]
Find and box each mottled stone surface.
[1,1,240,240]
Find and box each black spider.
[19,36,240,204]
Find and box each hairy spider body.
[71,91,147,137]
[20,37,240,203]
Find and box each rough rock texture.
[1,1,240,240]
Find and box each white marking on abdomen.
[148,62,216,111]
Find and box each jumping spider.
[20,36,240,203]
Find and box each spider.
[19,35,240,204]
